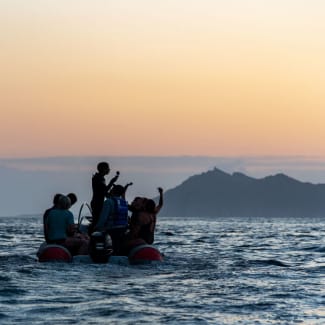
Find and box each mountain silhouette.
[159,168,325,218]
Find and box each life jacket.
[111,197,129,228]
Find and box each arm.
[155,187,164,214]
[123,182,133,199]
[106,171,120,192]
[66,211,77,236]
[124,182,133,192]
[43,209,51,242]
[67,224,77,236]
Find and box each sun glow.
[1,1,325,157]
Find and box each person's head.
[110,184,125,197]
[58,195,71,210]
[53,193,62,206]
[130,197,147,212]
[97,161,110,175]
[145,199,156,213]
[67,193,77,206]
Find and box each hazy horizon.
[1,155,325,217]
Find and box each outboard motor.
[89,231,113,263]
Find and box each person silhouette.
[123,187,163,254]
[89,162,119,233]
[43,192,78,242]
[45,195,89,255]
[94,184,130,255]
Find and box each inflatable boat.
[36,241,163,264]
[128,244,163,264]
[37,242,73,262]
[37,202,164,264]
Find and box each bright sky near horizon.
[1,0,325,158]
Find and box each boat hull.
[37,242,163,264]
[37,242,72,262]
[128,244,164,264]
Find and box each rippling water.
[1,215,325,324]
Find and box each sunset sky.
[1,0,325,158]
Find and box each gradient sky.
[1,0,325,158]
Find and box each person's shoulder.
[47,207,58,215]
[43,207,53,216]
[50,208,72,215]
[93,173,105,183]
[92,172,99,180]
[62,209,74,217]
[103,197,115,207]
[64,210,74,220]
[108,197,116,205]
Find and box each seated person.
[43,193,62,243]
[45,195,89,255]
[94,184,129,256]
[43,192,78,242]
[123,187,163,254]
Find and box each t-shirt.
[46,209,74,241]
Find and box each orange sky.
[1,1,325,158]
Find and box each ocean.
[1,214,325,324]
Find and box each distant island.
[159,168,325,218]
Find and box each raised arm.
[155,187,164,214]
[124,182,133,192]
[106,171,120,192]
[122,182,133,199]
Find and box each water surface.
[1,215,325,324]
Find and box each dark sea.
[1,214,325,324]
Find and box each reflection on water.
[1,215,325,324]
